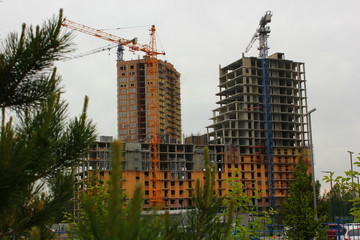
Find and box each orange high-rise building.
[117,59,181,143]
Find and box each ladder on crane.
[61,19,165,207]
[245,11,275,209]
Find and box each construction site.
[66,11,314,212]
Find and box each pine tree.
[67,145,234,240]
[178,147,233,240]
[0,9,96,239]
[282,160,326,240]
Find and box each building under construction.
[75,51,313,210]
[207,52,312,208]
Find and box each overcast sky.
[1,0,359,190]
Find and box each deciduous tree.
[323,155,360,222]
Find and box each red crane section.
[62,19,164,56]
[146,25,162,206]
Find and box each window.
[119,66,126,70]
[130,65,134,69]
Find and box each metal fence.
[51,221,360,239]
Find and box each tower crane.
[245,11,275,209]
[61,19,165,207]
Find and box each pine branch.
[0,9,74,111]
[0,12,95,238]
